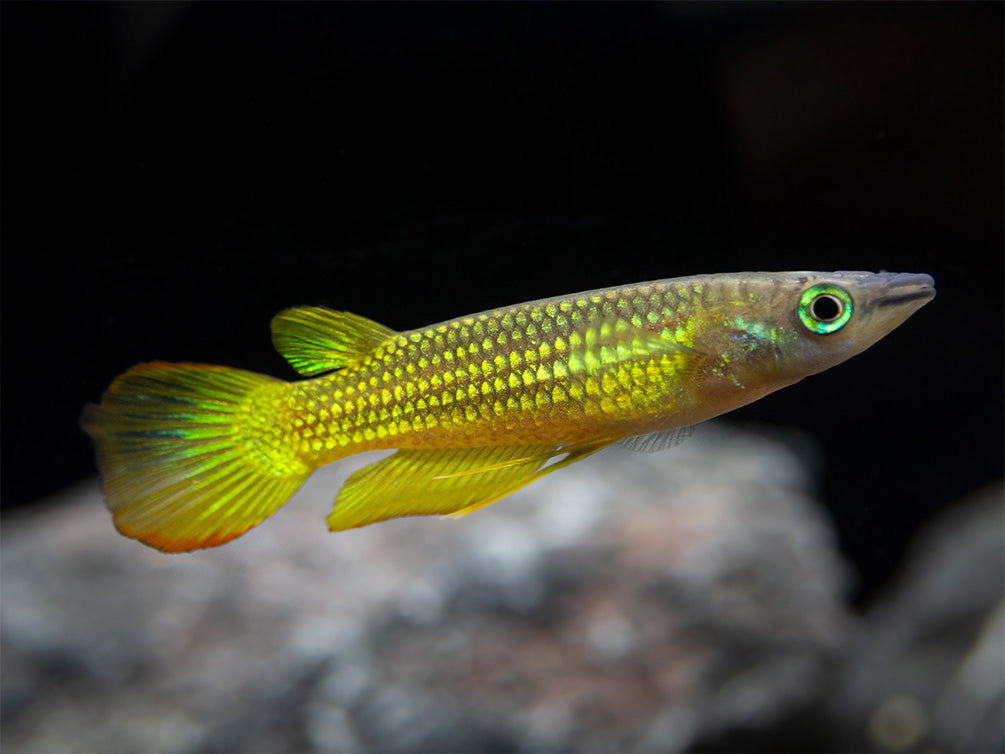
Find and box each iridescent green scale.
[296,281,712,463]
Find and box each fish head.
[705,270,936,389]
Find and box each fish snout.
[874,272,936,309]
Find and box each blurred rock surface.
[2,425,1000,752]
[829,485,1004,754]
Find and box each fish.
[82,270,935,552]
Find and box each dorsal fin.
[271,306,398,376]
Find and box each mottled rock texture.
[2,425,1000,752]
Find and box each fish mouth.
[872,272,937,308]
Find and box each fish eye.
[798,284,853,334]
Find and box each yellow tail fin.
[81,363,310,552]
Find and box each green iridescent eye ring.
[798,284,853,334]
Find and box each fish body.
[82,270,935,551]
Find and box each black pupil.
[812,295,841,321]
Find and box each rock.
[829,486,1005,754]
[2,424,854,752]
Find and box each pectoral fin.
[327,442,612,531]
[618,424,697,452]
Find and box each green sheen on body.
[82,270,935,552]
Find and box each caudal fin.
[81,362,310,552]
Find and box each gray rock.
[2,424,855,753]
[830,486,1005,754]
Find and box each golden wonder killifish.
[82,270,935,552]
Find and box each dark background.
[3,2,1001,603]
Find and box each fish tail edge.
[81,362,310,552]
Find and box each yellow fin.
[271,306,398,376]
[327,442,612,531]
[81,362,311,552]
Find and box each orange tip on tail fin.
[81,363,309,552]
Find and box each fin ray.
[327,441,612,531]
[619,424,697,453]
[82,362,310,552]
[442,442,610,518]
[271,306,397,376]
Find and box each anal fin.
[327,442,611,531]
